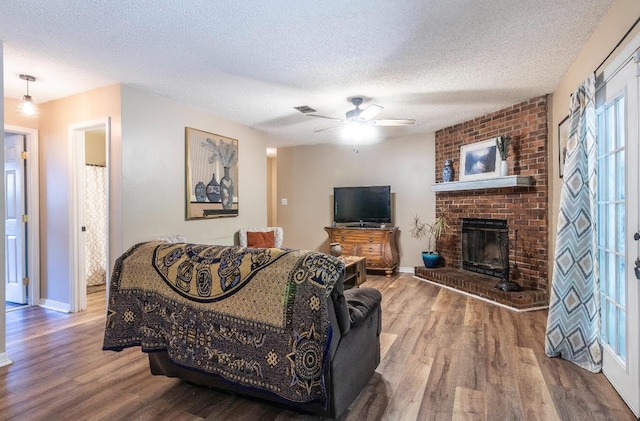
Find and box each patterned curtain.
[545,74,601,372]
[85,165,107,286]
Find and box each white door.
[4,134,27,304]
[596,46,640,416]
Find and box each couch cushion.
[344,288,382,328]
[246,230,275,248]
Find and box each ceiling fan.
[305,97,415,133]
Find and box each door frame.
[68,117,110,312]
[597,31,640,417]
[4,125,40,306]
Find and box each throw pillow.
[247,231,275,248]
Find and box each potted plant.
[409,208,451,268]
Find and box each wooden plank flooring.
[1,274,635,420]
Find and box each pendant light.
[18,74,39,116]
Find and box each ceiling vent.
[294,105,316,114]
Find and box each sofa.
[103,241,382,418]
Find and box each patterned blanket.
[103,241,344,406]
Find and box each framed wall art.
[185,127,239,219]
[459,138,500,181]
[558,115,569,178]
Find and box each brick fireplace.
[415,96,549,310]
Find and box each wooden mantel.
[431,175,533,192]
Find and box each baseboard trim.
[39,299,71,313]
[0,352,13,368]
[398,266,414,273]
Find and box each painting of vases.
[185,127,239,219]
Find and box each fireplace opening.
[461,218,508,279]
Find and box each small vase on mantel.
[442,160,453,182]
[500,160,508,177]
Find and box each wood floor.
[1,273,635,421]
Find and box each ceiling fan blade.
[358,104,383,121]
[307,114,344,122]
[370,119,415,126]
[313,125,343,133]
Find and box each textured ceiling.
[1,1,613,147]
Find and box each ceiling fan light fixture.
[345,107,361,122]
[341,121,376,143]
[308,95,414,132]
[17,74,39,116]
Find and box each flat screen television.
[333,185,391,225]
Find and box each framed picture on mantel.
[459,138,500,181]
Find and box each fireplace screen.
[461,218,508,279]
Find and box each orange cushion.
[247,231,275,248]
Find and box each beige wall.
[10,83,267,309]
[4,96,40,129]
[85,129,106,166]
[1,82,269,311]
[276,133,436,270]
[37,84,122,305]
[548,0,640,268]
[120,85,268,248]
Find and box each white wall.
[276,133,436,270]
[120,86,268,248]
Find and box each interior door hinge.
[23,277,29,286]
[21,151,28,160]
[21,214,28,223]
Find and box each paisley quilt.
[103,241,344,406]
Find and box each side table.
[340,255,367,288]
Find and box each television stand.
[324,226,399,277]
[344,222,389,228]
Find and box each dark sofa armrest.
[343,287,382,329]
[330,273,351,336]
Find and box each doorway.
[4,125,39,312]
[596,35,640,416]
[69,118,110,312]
[83,129,108,297]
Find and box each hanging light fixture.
[18,74,39,116]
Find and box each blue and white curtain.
[545,74,601,372]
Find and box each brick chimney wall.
[434,95,549,292]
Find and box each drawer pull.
[369,247,373,252]
[341,236,345,242]
[368,237,374,242]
